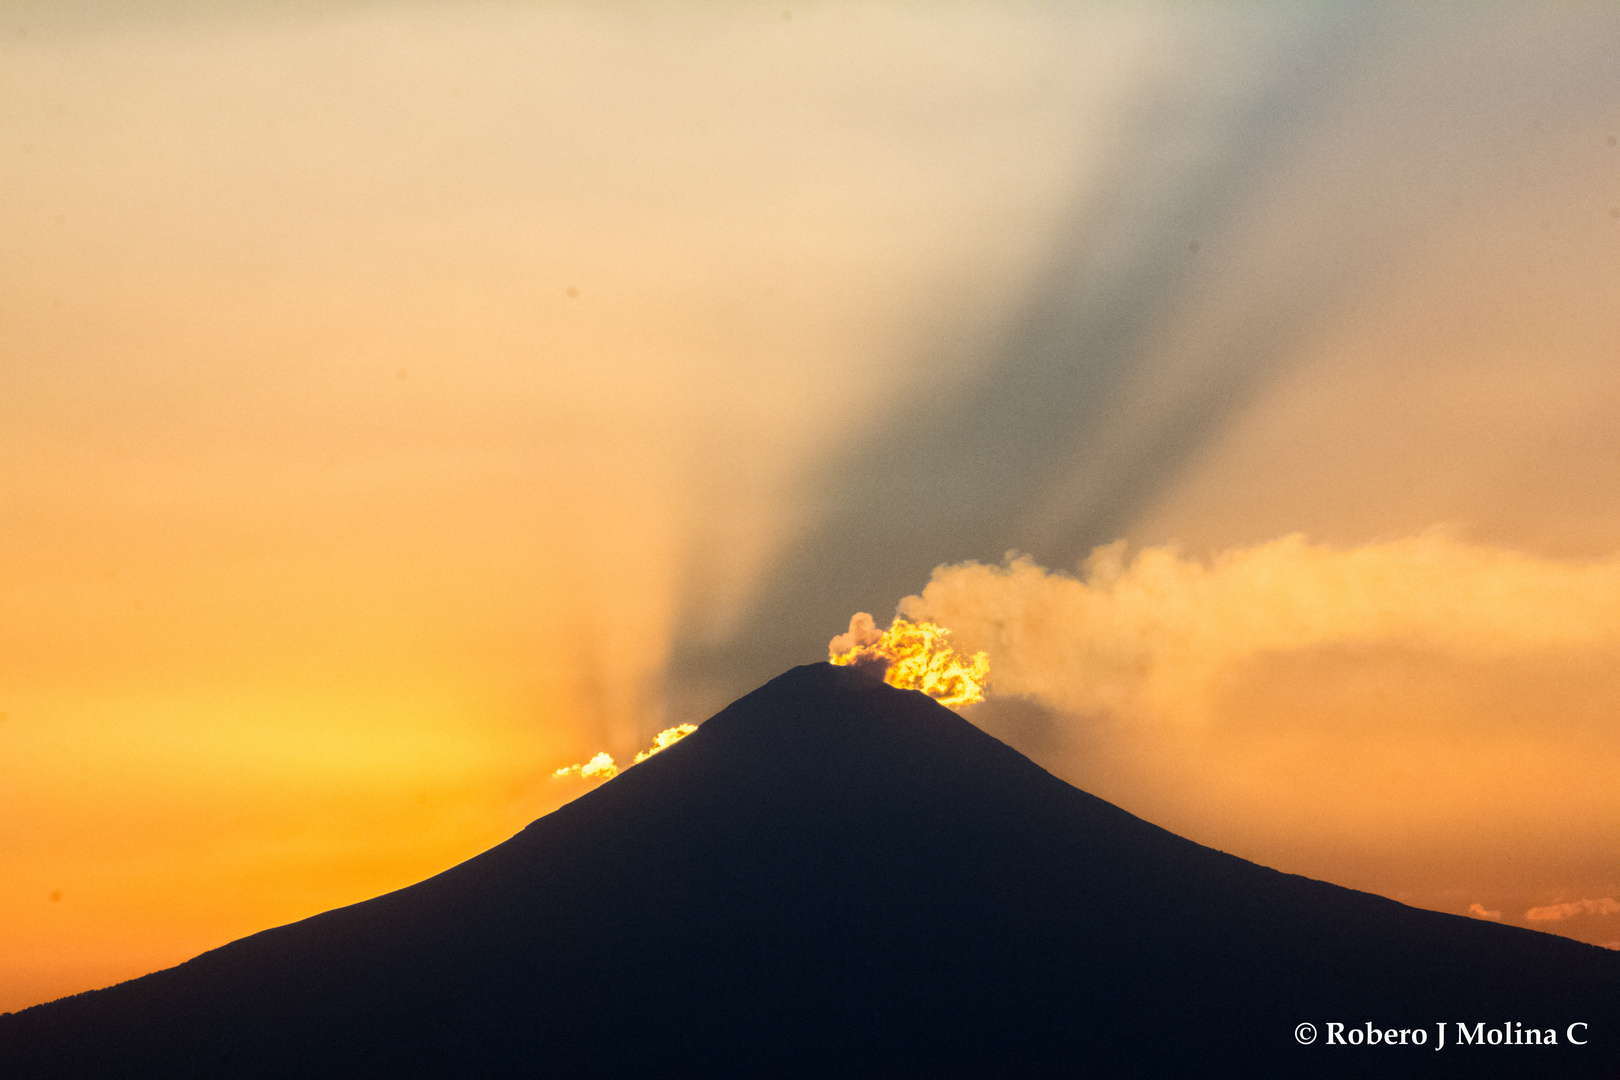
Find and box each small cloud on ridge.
[553,751,619,781]
[554,724,698,782]
[1468,903,1502,920]
[1524,898,1620,922]
[634,724,697,764]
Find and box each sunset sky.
[4,1,1619,1012]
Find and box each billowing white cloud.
[902,533,1620,727]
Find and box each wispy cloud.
[1524,898,1620,922]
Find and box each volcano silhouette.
[4,664,1617,1077]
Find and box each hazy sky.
[3,1,1618,1012]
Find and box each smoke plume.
[897,532,1620,940]
[902,532,1620,728]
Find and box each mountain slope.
[4,663,1617,1077]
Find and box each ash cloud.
[903,533,1620,727]
[901,533,1620,931]
[828,612,885,660]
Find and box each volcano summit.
[3,664,1616,1077]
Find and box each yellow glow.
[1,1,1078,1012]
[828,613,989,707]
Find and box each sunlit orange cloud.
[902,535,1620,946]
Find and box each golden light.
[828,613,990,707]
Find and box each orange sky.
[3,2,1619,1012]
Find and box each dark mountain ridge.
[4,663,1617,1077]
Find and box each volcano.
[3,663,1617,1077]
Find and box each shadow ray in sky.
[672,5,1396,703]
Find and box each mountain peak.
[4,664,1617,1078]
